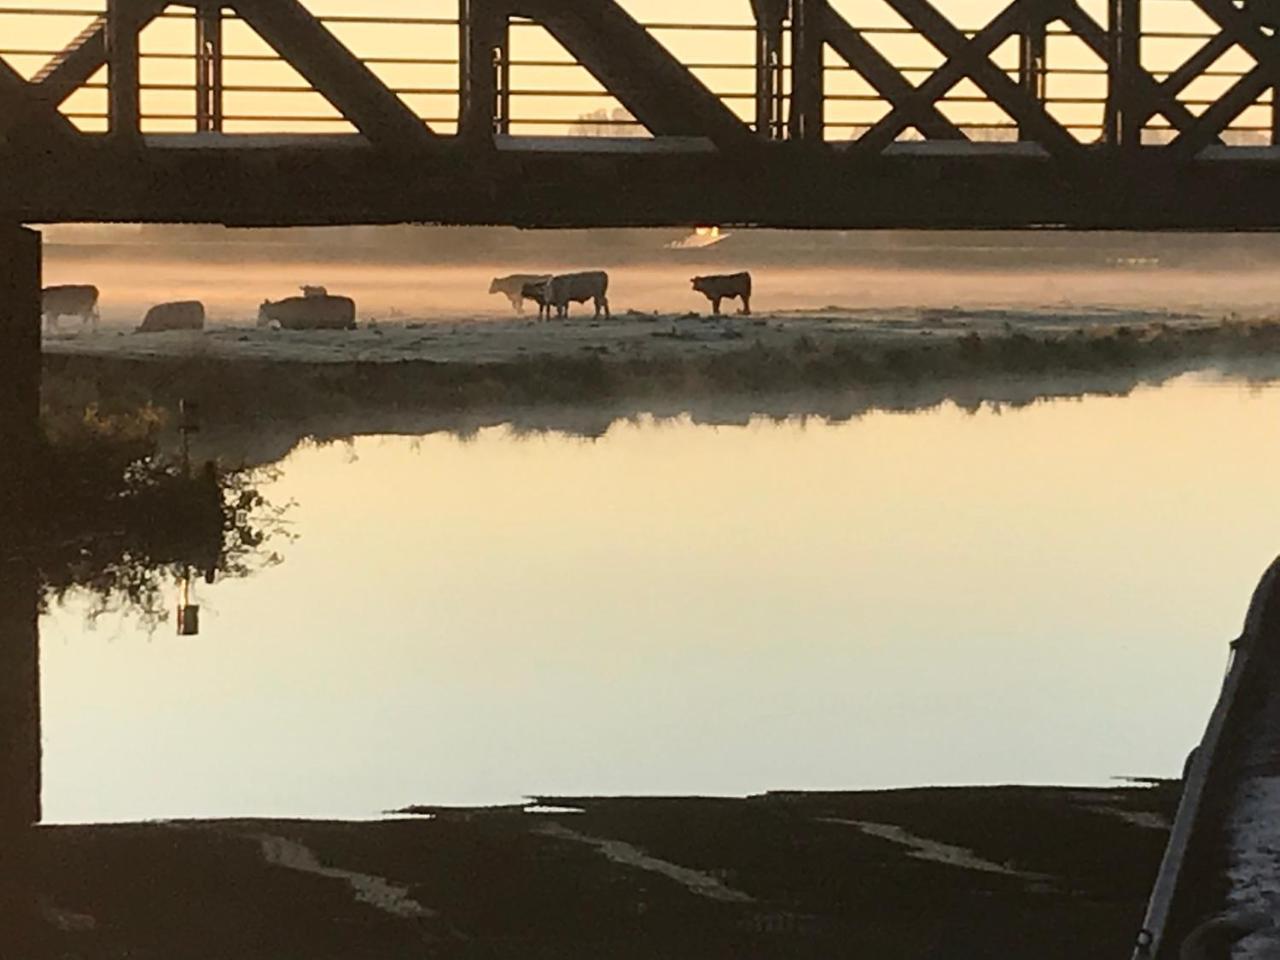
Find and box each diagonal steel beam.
[880,0,1081,156]
[1167,0,1280,154]
[0,56,77,142]
[31,2,168,108]
[1056,0,1206,139]
[854,2,1028,153]
[1170,64,1271,156]
[511,0,755,152]
[821,5,965,140]
[230,0,434,146]
[1192,0,1280,70]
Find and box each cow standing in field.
[490,274,552,314]
[691,272,752,316]
[521,280,553,321]
[42,285,99,331]
[138,300,205,333]
[258,294,356,330]
[546,271,610,320]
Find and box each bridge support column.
[107,0,142,142]
[460,0,507,143]
[0,224,41,949]
[1018,5,1047,142]
[752,0,787,138]
[195,1,224,133]
[789,0,826,142]
[1106,0,1142,147]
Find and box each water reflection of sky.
[39,374,1280,823]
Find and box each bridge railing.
[0,0,1276,156]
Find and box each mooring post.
[107,0,142,142]
[1019,0,1048,142]
[789,0,826,142]
[195,1,225,133]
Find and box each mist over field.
[38,224,1280,326]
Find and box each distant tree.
[569,106,646,137]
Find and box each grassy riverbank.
[42,316,1280,441]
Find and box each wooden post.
[196,2,224,133]
[790,0,826,142]
[107,0,141,141]
[1019,1,1047,141]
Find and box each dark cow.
[138,300,205,333]
[691,272,752,316]
[546,271,610,320]
[258,294,356,330]
[521,279,553,321]
[42,285,99,331]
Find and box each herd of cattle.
[39,270,754,333]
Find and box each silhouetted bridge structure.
[4,0,1280,228]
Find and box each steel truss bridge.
[4,0,1280,228]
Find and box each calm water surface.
[40,374,1280,822]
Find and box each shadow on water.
[0,403,288,956]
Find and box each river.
[37,372,1280,823]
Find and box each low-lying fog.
[38,226,1280,326]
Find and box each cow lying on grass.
[138,300,205,333]
[258,294,356,330]
[691,272,752,316]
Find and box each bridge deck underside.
[5,137,1280,229]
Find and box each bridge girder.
[4,0,1280,228]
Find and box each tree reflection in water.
[30,405,291,627]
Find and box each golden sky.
[0,0,1266,140]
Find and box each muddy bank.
[41,311,1280,466]
[14,785,1177,960]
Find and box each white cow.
[546,271,610,320]
[489,274,552,314]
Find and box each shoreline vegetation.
[41,316,1280,463]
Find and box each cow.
[691,272,752,316]
[545,271,610,320]
[521,279,553,321]
[42,285,99,331]
[137,300,205,333]
[258,294,356,330]
[489,274,552,314]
